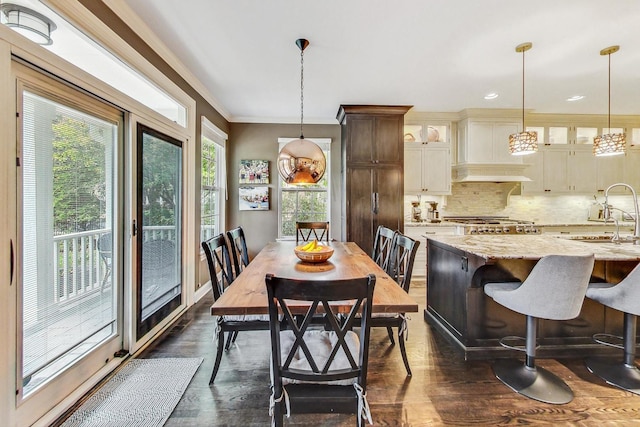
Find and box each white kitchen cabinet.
[596,154,626,193]
[457,120,521,164]
[520,151,543,193]
[522,145,625,195]
[521,146,571,194]
[624,148,640,191]
[403,225,457,280]
[569,148,596,193]
[544,148,571,193]
[404,142,451,195]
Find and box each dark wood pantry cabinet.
[337,105,412,255]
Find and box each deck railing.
[53,226,176,303]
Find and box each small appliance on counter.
[411,200,422,222]
[426,201,441,223]
[588,196,605,221]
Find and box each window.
[1,0,187,126]
[201,118,227,243]
[277,138,331,239]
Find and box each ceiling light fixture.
[509,42,537,156]
[0,3,56,45]
[594,45,625,157]
[484,92,499,100]
[566,95,584,102]
[277,38,326,185]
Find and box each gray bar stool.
[484,254,595,404]
[585,263,640,395]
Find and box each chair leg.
[100,268,111,291]
[232,330,239,344]
[224,331,234,350]
[386,327,395,344]
[273,395,284,427]
[586,312,640,395]
[210,329,225,384]
[492,316,574,404]
[398,328,412,376]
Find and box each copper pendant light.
[277,39,326,185]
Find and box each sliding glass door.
[135,124,183,338]
[16,63,123,403]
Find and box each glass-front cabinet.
[403,123,448,144]
[522,118,640,195]
[527,125,626,145]
[404,121,452,195]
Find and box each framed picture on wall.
[239,159,269,184]
[239,186,269,211]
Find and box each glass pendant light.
[277,39,326,184]
[509,42,538,156]
[594,46,626,156]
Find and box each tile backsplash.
[405,182,637,224]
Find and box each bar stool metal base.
[586,358,640,395]
[493,359,574,404]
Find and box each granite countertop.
[405,220,635,227]
[405,221,456,227]
[426,234,640,261]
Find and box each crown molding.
[102,0,231,122]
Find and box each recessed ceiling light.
[567,95,585,102]
[484,93,499,100]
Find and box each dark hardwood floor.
[137,283,640,426]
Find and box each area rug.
[61,357,203,427]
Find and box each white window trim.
[83,0,230,122]
[276,138,331,240]
[201,117,227,239]
[41,0,196,138]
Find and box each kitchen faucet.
[602,183,640,244]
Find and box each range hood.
[452,163,532,182]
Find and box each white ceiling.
[119,0,640,124]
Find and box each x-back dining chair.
[295,221,330,244]
[227,226,250,276]
[371,225,396,271]
[266,273,377,427]
[370,233,420,376]
[225,226,252,347]
[201,233,269,384]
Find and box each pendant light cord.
[300,46,305,139]
[521,48,525,130]
[607,52,611,130]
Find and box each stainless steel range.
[443,216,541,235]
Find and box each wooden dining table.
[210,241,419,316]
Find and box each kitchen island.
[425,234,640,360]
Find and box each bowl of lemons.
[294,239,334,263]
